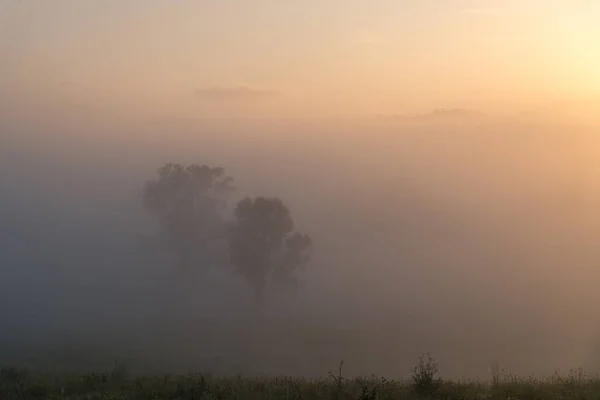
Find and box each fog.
[2,111,600,380]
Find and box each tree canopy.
[229,196,312,303]
[139,163,313,303]
[140,163,234,271]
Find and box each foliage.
[229,196,313,303]
[411,353,442,397]
[139,164,314,301]
[140,163,234,271]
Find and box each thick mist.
[2,113,600,379]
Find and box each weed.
[411,353,442,397]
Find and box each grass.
[2,357,600,399]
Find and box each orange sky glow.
[0,0,599,119]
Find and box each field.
[2,361,600,400]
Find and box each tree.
[228,196,313,304]
[140,163,234,271]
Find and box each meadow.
[1,356,599,400]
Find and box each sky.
[4,0,600,379]
[1,0,599,119]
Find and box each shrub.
[411,353,442,397]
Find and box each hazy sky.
[4,0,600,379]
[1,0,599,118]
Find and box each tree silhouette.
[140,163,234,271]
[229,196,312,304]
[139,165,314,303]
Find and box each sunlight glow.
[559,5,600,94]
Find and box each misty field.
[4,0,600,397]
[2,362,600,400]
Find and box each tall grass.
[1,355,600,399]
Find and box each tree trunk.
[252,278,267,315]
